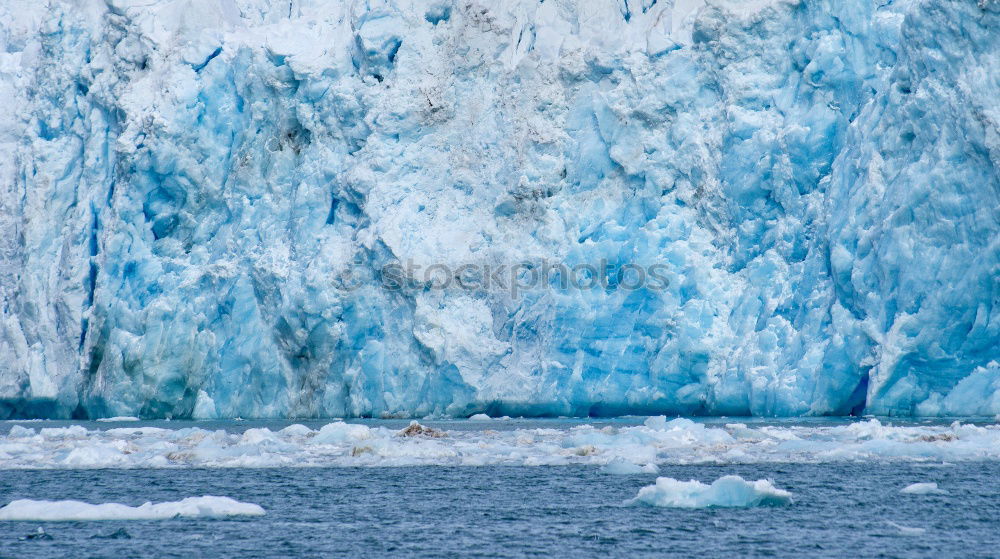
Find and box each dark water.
[1,462,998,559]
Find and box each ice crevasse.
[0,0,997,419]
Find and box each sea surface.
[1,418,998,558]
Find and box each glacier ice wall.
[0,0,997,419]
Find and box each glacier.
[0,0,997,419]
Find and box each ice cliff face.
[0,0,997,419]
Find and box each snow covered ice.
[627,475,793,508]
[0,0,998,420]
[3,417,1000,469]
[0,496,265,521]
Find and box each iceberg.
[0,496,265,521]
[627,475,793,508]
[0,0,997,419]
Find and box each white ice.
[900,482,948,495]
[886,521,927,536]
[627,475,792,508]
[3,417,1000,469]
[0,496,264,521]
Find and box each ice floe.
[0,496,264,521]
[627,475,793,508]
[900,483,948,495]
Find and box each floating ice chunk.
[887,521,926,536]
[312,422,372,444]
[467,414,511,421]
[628,476,793,508]
[96,417,140,422]
[643,416,705,432]
[105,427,170,437]
[62,443,131,468]
[900,483,948,495]
[39,426,88,439]
[278,424,313,437]
[6,426,35,438]
[0,496,265,521]
[601,459,659,475]
[643,416,666,430]
[239,428,277,445]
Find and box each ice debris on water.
[887,521,927,536]
[2,417,998,469]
